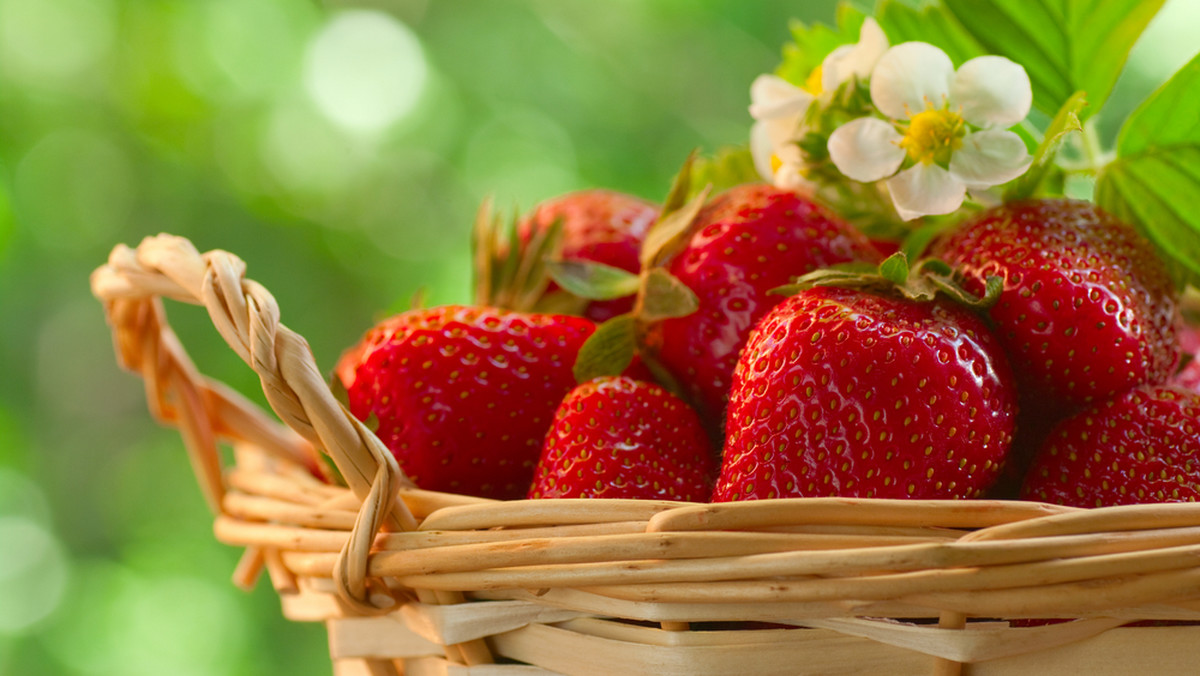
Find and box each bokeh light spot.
[46,562,249,676]
[0,517,68,634]
[302,9,428,134]
[173,0,317,104]
[261,100,360,200]
[0,0,115,85]
[1127,0,1200,77]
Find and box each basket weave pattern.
[92,235,1200,675]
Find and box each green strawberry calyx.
[773,250,1002,311]
[472,197,585,314]
[564,154,710,385]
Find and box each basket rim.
[92,234,1200,633]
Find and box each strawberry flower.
[749,18,889,189]
[827,42,1033,220]
[748,75,813,190]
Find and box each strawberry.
[648,183,883,422]
[336,305,598,499]
[528,376,715,501]
[715,284,1017,501]
[930,199,1180,415]
[1019,384,1200,507]
[518,189,659,321]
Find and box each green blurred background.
[0,1,1195,674]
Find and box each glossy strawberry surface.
[931,199,1179,414]
[715,286,1017,501]
[528,376,715,501]
[651,184,883,423]
[1020,384,1200,507]
[336,305,597,499]
[520,189,659,321]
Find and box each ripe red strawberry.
[519,189,659,321]
[714,285,1017,501]
[930,199,1180,415]
[528,376,715,501]
[648,184,883,421]
[1020,384,1200,507]
[336,305,598,499]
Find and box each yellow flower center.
[899,107,965,165]
[803,65,824,96]
[770,153,784,173]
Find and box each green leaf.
[875,0,985,68]
[639,185,711,270]
[917,259,1003,310]
[636,352,687,400]
[546,260,641,301]
[689,146,759,199]
[661,150,698,218]
[508,215,564,310]
[770,261,882,297]
[573,313,637,384]
[900,219,955,261]
[1096,148,1200,283]
[878,251,910,286]
[471,196,500,306]
[1116,52,1200,156]
[1096,52,1200,283]
[531,290,588,316]
[942,0,1165,119]
[638,269,699,323]
[772,255,996,308]
[775,5,866,86]
[1005,91,1087,201]
[329,373,351,410]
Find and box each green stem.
[1080,119,1109,175]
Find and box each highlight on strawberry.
[528,375,715,502]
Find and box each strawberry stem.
[773,251,1002,310]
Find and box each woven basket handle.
[91,234,417,611]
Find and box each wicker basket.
[92,234,1200,676]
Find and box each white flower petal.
[853,18,891,76]
[749,121,776,182]
[820,44,856,92]
[828,117,906,182]
[951,56,1032,128]
[775,172,814,193]
[823,19,891,91]
[749,74,814,120]
[885,164,966,220]
[950,129,1033,187]
[775,141,803,166]
[870,42,955,120]
[760,113,802,148]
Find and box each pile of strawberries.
[335,177,1200,509]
